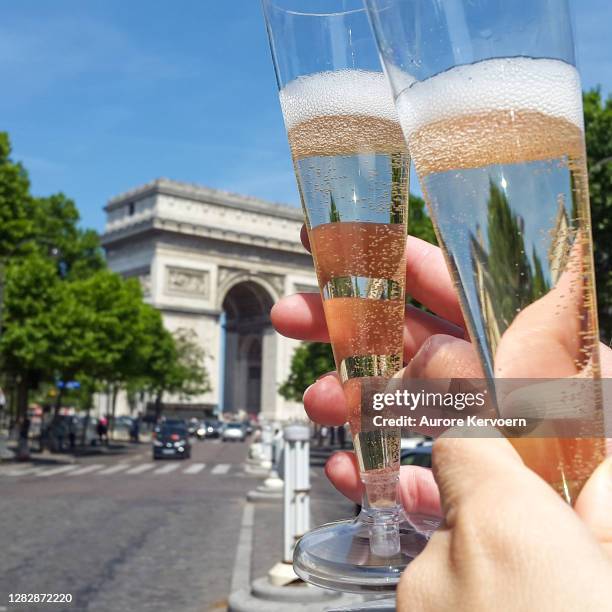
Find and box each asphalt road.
[0,437,352,612]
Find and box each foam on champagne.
[396,58,585,175]
[280,69,397,129]
[397,57,583,136]
[280,70,405,159]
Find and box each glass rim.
[263,1,366,18]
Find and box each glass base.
[293,509,441,593]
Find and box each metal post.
[283,423,310,563]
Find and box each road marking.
[2,466,43,477]
[230,503,254,593]
[153,463,181,475]
[97,463,131,475]
[37,465,78,477]
[125,463,155,475]
[68,464,105,476]
[183,463,206,474]
[211,463,230,475]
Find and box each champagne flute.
[365,0,607,502]
[262,0,440,593]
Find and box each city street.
[0,438,353,612]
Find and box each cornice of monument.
[101,215,306,255]
[104,177,303,222]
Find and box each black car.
[400,444,433,468]
[152,424,191,460]
[204,420,223,439]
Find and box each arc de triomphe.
[102,178,318,422]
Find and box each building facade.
[101,179,318,422]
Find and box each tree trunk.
[109,385,118,440]
[80,388,93,447]
[154,392,163,423]
[16,376,30,461]
[54,386,64,418]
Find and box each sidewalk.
[229,444,377,611]
[0,434,150,466]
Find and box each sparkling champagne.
[396,57,606,501]
[281,70,408,496]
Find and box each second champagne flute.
[263,0,440,592]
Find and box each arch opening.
[221,281,274,418]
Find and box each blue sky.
[2,0,610,232]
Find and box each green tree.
[48,271,142,422]
[408,193,437,244]
[139,320,211,421]
[0,133,35,259]
[583,89,612,341]
[279,342,335,402]
[0,254,61,439]
[32,193,105,280]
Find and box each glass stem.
[361,469,401,557]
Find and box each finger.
[325,451,363,504]
[270,293,328,342]
[303,373,347,426]
[399,465,442,517]
[301,224,311,252]
[298,227,464,325]
[325,450,442,517]
[405,236,464,326]
[271,293,463,354]
[600,342,612,377]
[403,306,465,360]
[404,333,483,379]
[574,455,612,558]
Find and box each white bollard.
[260,423,274,469]
[282,423,310,563]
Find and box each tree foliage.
[279,342,335,402]
[0,132,209,428]
[583,89,612,341]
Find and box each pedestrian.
[68,418,76,451]
[97,416,108,445]
[130,415,140,443]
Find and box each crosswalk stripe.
[37,465,78,477]
[211,463,230,475]
[153,463,181,475]
[69,464,104,476]
[3,466,43,477]
[125,463,155,475]
[183,463,206,474]
[97,463,131,475]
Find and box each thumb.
[432,433,523,522]
[574,455,612,558]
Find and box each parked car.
[114,415,134,432]
[242,420,253,436]
[400,442,433,468]
[193,421,207,440]
[204,420,223,439]
[187,418,201,437]
[152,423,191,460]
[41,415,98,451]
[222,422,246,442]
